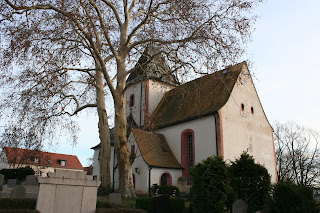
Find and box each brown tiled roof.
[147,62,246,129]
[4,147,83,170]
[132,128,182,169]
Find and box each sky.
[3,0,320,167]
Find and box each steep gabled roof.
[4,147,83,170]
[147,62,246,129]
[132,128,182,169]
[126,47,179,86]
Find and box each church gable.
[147,62,246,130]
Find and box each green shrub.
[0,167,35,180]
[136,198,154,213]
[268,181,319,213]
[191,156,230,213]
[96,200,112,209]
[96,208,147,213]
[0,199,36,210]
[136,197,185,213]
[170,197,185,213]
[152,185,180,196]
[97,186,112,196]
[229,153,271,213]
[0,210,39,213]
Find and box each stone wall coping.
[38,177,101,187]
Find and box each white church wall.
[92,146,118,189]
[156,116,217,165]
[148,80,175,117]
[220,66,277,182]
[92,148,100,180]
[125,81,147,127]
[150,168,182,188]
[128,132,149,195]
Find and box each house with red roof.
[91,49,277,195]
[0,147,84,176]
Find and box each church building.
[91,50,277,195]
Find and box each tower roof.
[126,48,179,86]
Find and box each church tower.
[125,48,179,127]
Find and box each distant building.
[92,49,277,195]
[0,147,83,176]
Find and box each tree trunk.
[96,64,111,188]
[114,58,135,197]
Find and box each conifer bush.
[191,156,230,213]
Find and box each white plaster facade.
[155,116,217,166]
[219,66,277,182]
[125,79,174,126]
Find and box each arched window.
[160,172,172,186]
[181,129,195,184]
[129,94,135,107]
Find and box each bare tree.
[273,121,320,186]
[1,0,263,196]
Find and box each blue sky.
[22,0,320,166]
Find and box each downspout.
[148,167,152,197]
[214,113,219,156]
[112,146,116,192]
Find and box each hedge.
[136,197,185,213]
[0,199,36,210]
[0,167,35,180]
[136,198,154,213]
[96,200,112,209]
[152,185,180,196]
[96,208,147,213]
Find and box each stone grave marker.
[232,199,248,213]
[177,176,187,194]
[0,174,4,185]
[25,175,39,186]
[10,185,26,199]
[7,179,17,188]
[109,193,121,204]
[0,174,4,191]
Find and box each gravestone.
[0,174,4,191]
[232,199,248,213]
[25,175,39,186]
[7,179,17,188]
[0,174,4,185]
[10,185,26,199]
[108,193,121,204]
[177,176,187,194]
[154,195,171,213]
